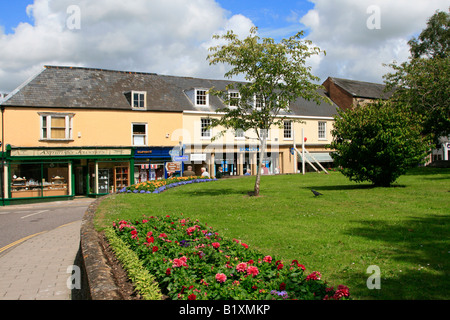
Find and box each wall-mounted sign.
[165,162,181,171]
[11,148,132,157]
[190,154,206,161]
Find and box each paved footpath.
[0,220,82,300]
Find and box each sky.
[0,0,448,93]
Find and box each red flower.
[279,282,286,291]
[241,243,249,249]
[212,242,220,249]
[187,294,196,300]
[277,263,284,270]
[263,255,272,263]
[166,268,171,275]
[152,246,158,252]
[146,236,155,243]
[306,271,321,281]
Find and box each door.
[74,166,86,195]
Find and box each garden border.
[78,195,124,300]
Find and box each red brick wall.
[322,78,354,111]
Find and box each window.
[318,122,327,140]
[132,123,147,146]
[195,89,209,107]
[254,94,264,109]
[259,128,270,141]
[201,118,211,138]
[235,128,245,140]
[132,91,146,109]
[284,121,292,139]
[229,91,240,108]
[40,113,73,140]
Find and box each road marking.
[0,231,48,254]
[20,210,50,219]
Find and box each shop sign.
[239,147,259,152]
[172,155,189,162]
[190,154,206,161]
[11,148,132,157]
[165,162,181,171]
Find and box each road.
[0,197,95,250]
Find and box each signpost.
[165,162,181,172]
[172,155,189,162]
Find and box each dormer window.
[132,91,146,109]
[195,89,209,107]
[228,91,240,108]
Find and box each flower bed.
[111,214,351,300]
[118,176,216,194]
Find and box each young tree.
[207,27,328,196]
[329,101,432,187]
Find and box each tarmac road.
[0,197,95,250]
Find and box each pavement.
[0,219,83,300]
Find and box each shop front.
[3,146,133,204]
[133,147,181,182]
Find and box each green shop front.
[3,146,133,205]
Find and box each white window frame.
[259,128,270,141]
[200,118,211,139]
[234,128,245,140]
[283,120,293,140]
[228,90,240,108]
[131,91,146,109]
[132,123,148,146]
[39,113,74,141]
[254,94,264,110]
[318,121,327,140]
[195,89,209,107]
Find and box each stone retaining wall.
[77,195,122,300]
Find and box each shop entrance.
[74,165,87,196]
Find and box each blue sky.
[0,0,34,34]
[0,0,448,93]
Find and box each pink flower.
[263,255,272,263]
[306,271,321,281]
[212,242,220,249]
[247,266,259,277]
[236,262,247,273]
[173,256,188,268]
[215,273,227,283]
[241,243,249,249]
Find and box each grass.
[94,167,450,300]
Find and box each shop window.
[132,123,147,146]
[40,113,74,140]
[10,162,69,198]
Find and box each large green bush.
[329,101,432,187]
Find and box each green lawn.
[95,167,450,300]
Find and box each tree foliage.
[329,101,432,187]
[207,27,328,195]
[384,9,450,144]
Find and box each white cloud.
[0,0,253,92]
[300,0,450,84]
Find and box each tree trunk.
[253,135,267,196]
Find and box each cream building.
[0,66,337,204]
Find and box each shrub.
[111,214,351,300]
[329,101,432,187]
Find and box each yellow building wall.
[2,107,182,147]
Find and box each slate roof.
[2,65,338,117]
[327,77,394,100]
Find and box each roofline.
[0,67,46,105]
